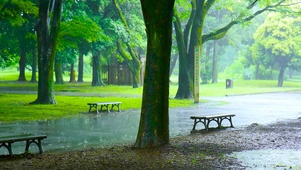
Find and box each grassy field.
[1,69,301,123]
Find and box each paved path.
[171,91,301,130]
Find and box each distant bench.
[0,134,47,156]
[87,102,122,113]
[190,113,235,132]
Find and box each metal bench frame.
[87,102,121,113]
[0,135,47,156]
[190,113,235,132]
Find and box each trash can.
[226,79,233,89]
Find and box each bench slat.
[191,113,235,119]
[0,135,47,143]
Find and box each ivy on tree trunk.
[135,0,175,148]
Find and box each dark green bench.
[0,134,47,155]
[87,102,122,113]
[190,113,235,133]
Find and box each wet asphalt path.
[170,91,301,132]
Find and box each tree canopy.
[251,12,301,86]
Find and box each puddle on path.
[230,149,301,170]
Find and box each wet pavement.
[1,91,301,159]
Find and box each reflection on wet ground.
[230,149,301,169]
[1,92,301,157]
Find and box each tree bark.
[32,0,62,104]
[169,54,178,79]
[135,0,175,148]
[277,58,288,87]
[30,47,37,82]
[18,47,27,81]
[173,11,191,99]
[77,50,84,82]
[91,51,105,86]
[55,58,64,84]
[277,66,285,87]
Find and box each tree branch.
[202,0,287,43]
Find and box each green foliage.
[58,14,109,51]
[0,0,38,26]
[253,12,301,57]
[250,12,301,85]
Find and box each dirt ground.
[1,118,301,170]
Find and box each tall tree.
[32,0,62,104]
[251,12,301,87]
[135,0,175,147]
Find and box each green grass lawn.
[1,70,301,123]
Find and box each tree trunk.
[18,48,27,81]
[173,11,191,99]
[277,66,285,87]
[55,58,64,84]
[175,0,206,99]
[31,0,62,104]
[277,59,288,87]
[91,52,105,86]
[77,50,84,82]
[30,47,37,82]
[135,0,175,148]
[211,41,217,83]
[69,63,76,83]
[169,54,178,79]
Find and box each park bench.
[190,113,235,132]
[87,102,122,113]
[0,134,47,156]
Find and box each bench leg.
[111,104,121,112]
[25,139,44,154]
[205,119,209,131]
[192,119,197,131]
[229,116,234,127]
[191,118,207,131]
[101,104,110,113]
[88,104,99,113]
[88,105,92,112]
[219,116,234,128]
[0,142,13,156]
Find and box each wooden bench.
[190,113,235,132]
[87,102,121,113]
[0,134,47,156]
